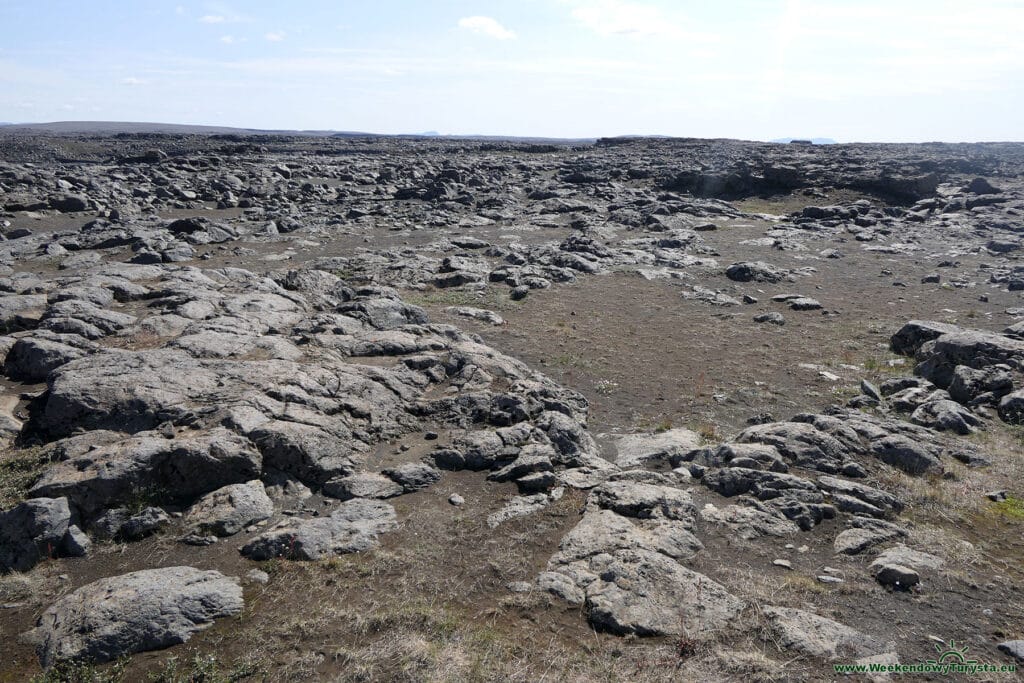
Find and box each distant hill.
[0,121,344,136]
[0,121,594,143]
[770,137,838,145]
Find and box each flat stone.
[762,606,896,660]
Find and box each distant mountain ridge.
[771,137,838,144]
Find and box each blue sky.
[1,0,1022,141]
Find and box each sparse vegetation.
[403,287,517,312]
[695,422,720,443]
[148,654,264,683]
[0,571,35,604]
[31,658,129,683]
[0,445,50,508]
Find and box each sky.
[1,0,1022,142]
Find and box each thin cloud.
[120,77,148,85]
[569,0,710,40]
[199,15,225,24]
[220,35,235,44]
[457,16,517,40]
[265,32,286,42]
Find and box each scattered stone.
[997,640,1024,662]
[245,569,270,585]
[754,312,785,326]
[873,563,920,590]
[816,575,844,584]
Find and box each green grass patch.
[990,496,1024,520]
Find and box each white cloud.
[569,0,702,40]
[457,16,517,40]
[199,15,225,24]
[220,35,235,44]
[120,77,148,85]
[265,32,285,42]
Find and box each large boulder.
[890,320,961,356]
[29,429,262,516]
[735,421,849,473]
[998,389,1024,424]
[40,350,223,437]
[725,261,788,283]
[583,549,743,637]
[915,330,1024,388]
[910,399,983,434]
[0,497,87,572]
[3,336,89,382]
[870,435,943,475]
[26,567,243,667]
[948,365,1013,405]
[0,294,48,333]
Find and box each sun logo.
[927,640,977,666]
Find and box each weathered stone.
[26,567,243,667]
[29,429,262,516]
[0,497,80,572]
[699,503,800,539]
[589,480,696,521]
[3,336,88,382]
[873,563,919,590]
[870,435,943,475]
[383,462,442,492]
[998,389,1024,424]
[833,526,902,555]
[997,641,1024,662]
[584,549,743,637]
[910,399,982,435]
[240,499,397,560]
[182,480,273,537]
[611,429,701,469]
[90,507,170,541]
[322,473,404,500]
[762,606,896,661]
